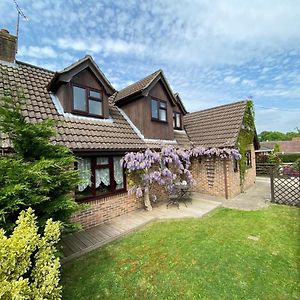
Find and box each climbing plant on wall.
[237,100,255,189]
[123,146,241,210]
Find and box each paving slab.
[61,197,221,263]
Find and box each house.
[0,29,259,229]
[257,138,300,155]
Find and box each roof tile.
[0,61,147,152]
[184,101,247,148]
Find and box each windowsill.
[76,188,127,202]
[71,110,104,119]
[173,127,182,130]
[151,118,168,124]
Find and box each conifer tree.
[0,94,82,232]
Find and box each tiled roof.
[184,101,248,148]
[0,60,146,152]
[114,69,161,102]
[174,130,192,148]
[260,139,300,154]
[174,93,188,114]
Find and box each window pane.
[95,168,111,196]
[160,101,166,108]
[90,90,101,99]
[151,99,158,119]
[73,86,86,111]
[89,99,102,115]
[159,108,167,121]
[113,157,124,189]
[176,113,181,127]
[97,157,109,165]
[76,158,93,199]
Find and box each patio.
[61,195,221,263]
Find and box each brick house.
[0,29,259,229]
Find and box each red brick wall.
[71,192,143,230]
[191,157,228,198]
[71,145,257,230]
[191,144,256,199]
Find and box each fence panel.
[270,163,300,207]
[256,163,276,176]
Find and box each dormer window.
[72,84,103,117]
[173,112,182,129]
[151,98,167,122]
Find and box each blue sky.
[1,0,300,133]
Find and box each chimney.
[0,29,17,63]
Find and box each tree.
[0,94,82,232]
[123,146,241,210]
[0,208,62,299]
[273,143,280,153]
[258,130,300,142]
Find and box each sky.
[1,0,300,133]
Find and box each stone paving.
[194,177,271,211]
[61,178,272,263]
[61,196,221,263]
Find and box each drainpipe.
[223,160,228,199]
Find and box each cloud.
[224,76,240,84]
[1,0,300,132]
[56,37,146,56]
[255,107,300,132]
[18,46,57,58]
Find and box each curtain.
[78,158,92,192]
[95,168,110,188]
[114,157,124,189]
[97,157,108,165]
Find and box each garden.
[61,205,300,299]
[1,96,299,299]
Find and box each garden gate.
[270,163,300,207]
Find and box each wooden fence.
[256,163,276,176]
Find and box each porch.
[61,195,221,263]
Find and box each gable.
[148,80,174,104]
[72,68,104,90]
[48,56,115,95]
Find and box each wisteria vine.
[122,146,241,201]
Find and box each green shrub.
[0,95,83,233]
[0,208,62,299]
[278,153,300,163]
[273,143,280,153]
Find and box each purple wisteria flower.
[123,145,241,199]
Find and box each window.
[76,156,125,200]
[173,112,181,129]
[151,98,167,122]
[72,85,103,117]
[246,150,252,168]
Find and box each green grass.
[61,205,300,300]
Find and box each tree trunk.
[144,188,152,211]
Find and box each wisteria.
[191,146,241,160]
[122,145,241,210]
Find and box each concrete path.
[61,196,221,263]
[223,177,271,210]
[194,177,271,211]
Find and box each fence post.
[270,167,274,202]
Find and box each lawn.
[62,205,300,299]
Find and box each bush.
[278,153,300,163]
[0,208,62,299]
[257,153,281,164]
[0,95,83,233]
